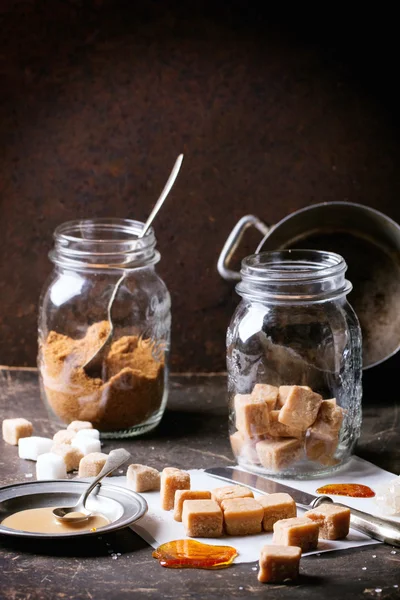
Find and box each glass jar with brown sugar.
[38,218,171,438]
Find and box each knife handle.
[315,496,400,547]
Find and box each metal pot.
[218,201,400,369]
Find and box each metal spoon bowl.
[53,448,130,523]
[82,153,184,379]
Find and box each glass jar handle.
[217,215,270,281]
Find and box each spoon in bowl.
[53,448,131,523]
[82,153,184,379]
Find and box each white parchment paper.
[111,456,398,563]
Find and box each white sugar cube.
[75,429,100,441]
[36,453,67,480]
[374,478,400,515]
[71,437,101,456]
[18,436,53,461]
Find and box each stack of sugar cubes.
[2,418,109,480]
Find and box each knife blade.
[205,466,400,547]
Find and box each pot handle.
[217,215,270,281]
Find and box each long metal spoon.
[83,153,184,379]
[53,448,131,523]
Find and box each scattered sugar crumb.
[239,587,243,590]
[118,470,123,474]
[394,585,398,588]
[151,447,155,450]
[390,550,396,554]
[372,555,376,558]
[251,567,257,571]
[25,473,33,478]
[375,589,382,594]
[362,567,367,571]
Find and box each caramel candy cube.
[78,452,108,477]
[312,399,344,436]
[2,418,33,445]
[267,411,304,439]
[277,385,311,408]
[257,493,297,531]
[278,386,322,430]
[221,497,263,535]
[67,420,93,432]
[229,431,261,464]
[305,430,339,464]
[51,444,83,472]
[273,517,319,552]
[234,394,270,437]
[161,467,190,510]
[182,500,223,538]
[53,430,76,445]
[258,545,301,583]
[304,503,350,540]
[251,384,278,410]
[174,490,211,521]
[306,399,344,463]
[256,438,302,471]
[211,484,254,507]
[127,464,160,493]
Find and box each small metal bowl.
[0,479,147,539]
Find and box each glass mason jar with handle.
[227,250,362,478]
[38,218,171,438]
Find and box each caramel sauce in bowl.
[0,480,147,539]
[2,507,109,534]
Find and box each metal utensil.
[53,448,131,523]
[83,153,184,378]
[205,466,400,547]
[217,202,400,369]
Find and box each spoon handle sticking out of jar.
[82,154,184,379]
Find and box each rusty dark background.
[0,1,400,372]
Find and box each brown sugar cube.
[221,497,263,535]
[267,411,304,439]
[53,430,76,445]
[277,385,311,408]
[78,452,108,477]
[174,490,211,521]
[229,431,261,464]
[67,420,93,432]
[304,503,350,540]
[258,544,302,583]
[273,517,319,552]
[182,499,223,538]
[2,418,33,445]
[161,467,191,510]
[256,438,303,472]
[257,493,297,531]
[251,384,278,411]
[127,464,160,492]
[51,444,83,472]
[212,484,254,507]
[234,394,270,437]
[278,386,323,431]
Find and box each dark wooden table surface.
[0,368,399,600]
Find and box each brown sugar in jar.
[40,321,165,432]
[38,218,171,437]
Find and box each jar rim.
[51,218,160,270]
[237,249,352,303]
[54,218,150,243]
[241,250,347,281]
